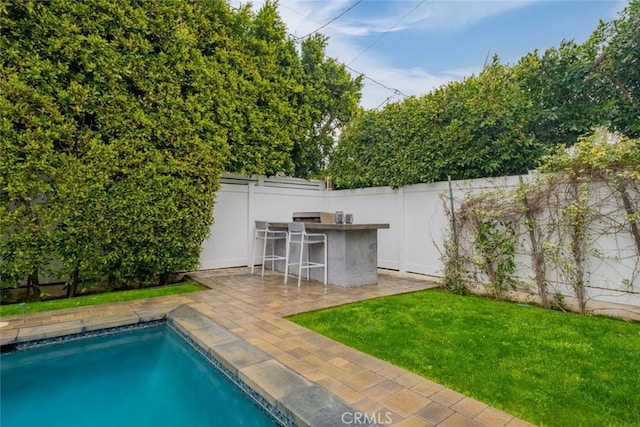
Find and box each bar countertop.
[268,222,389,230]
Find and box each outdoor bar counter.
[269,222,390,287]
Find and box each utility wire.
[348,0,426,66]
[288,30,408,101]
[374,96,394,110]
[343,63,409,99]
[283,2,409,107]
[237,1,409,106]
[298,0,363,40]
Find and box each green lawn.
[0,282,205,317]
[289,289,640,426]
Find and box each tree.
[217,4,363,179]
[587,0,640,137]
[2,0,366,293]
[52,143,113,296]
[293,34,363,178]
[219,1,304,176]
[1,0,225,292]
[432,58,542,180]
[0,8,73,298]
[329,2,639,189]
[329,58,543,188]
[0,105,58,299]
[328,107,400,188]
[513,1,639,145]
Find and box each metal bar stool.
[251,220,287,276]
[284,222,327,286]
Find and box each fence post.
[247,183,255,266]
[448,175,458,256]
[399,186,406,273]
[519,174,549,307]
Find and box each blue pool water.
[1,325,278,427]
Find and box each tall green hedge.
[1,0,362,297]
[0,2,300,296]
[329,60,541,189]
[1,0,232,295]
[328,1,639,189]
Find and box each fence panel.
[327,187,403,270]
[198,184,249,270]
[199,183,330,270]
[403,182,450,276]
[198,174,639,312]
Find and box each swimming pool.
[1,323,280,427]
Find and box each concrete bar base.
[268,223,389,287]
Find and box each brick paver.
[0,268,535,426]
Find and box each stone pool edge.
[1,304,370,427]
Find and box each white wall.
[200,175,527,276]
[198,174,639,309]
[199,184,249,269]
[326,186,403,270]
[199,183,330,270]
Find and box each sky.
[230,0,628,109]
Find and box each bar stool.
[251,220,288,276]
[284,222,327,287]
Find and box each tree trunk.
[67,268,79,298]
[618,184,640,257]
[159,272,169,287]
[27,270,41,302]
[569,181,587,314]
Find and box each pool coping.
[1,304,372,427]
[1,271,535,427]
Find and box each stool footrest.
[252,220,288,277]
[284,222,328,287]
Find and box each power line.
[292,35,409,104]
[348,0,426,66]
[282,3,409,107]
[288,29,408,102]
[298,0,363,40]
[343,63,409,99]
[374,96,394,110]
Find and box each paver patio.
[0,268,534,427]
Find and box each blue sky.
[232,1,628,109]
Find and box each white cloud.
[353,60,471,109]
[305,0,537,37]
[275,1,536,108]
[228,0,536,108]
[399,1,536,31]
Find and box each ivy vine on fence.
[442,129,640,314]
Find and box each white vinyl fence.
[200,174,640,313]
[200,174,523,277]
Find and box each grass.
[289,289,640,426]
[0,281,205,317]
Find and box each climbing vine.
[442,129,640,314]
[473,219,518,299]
